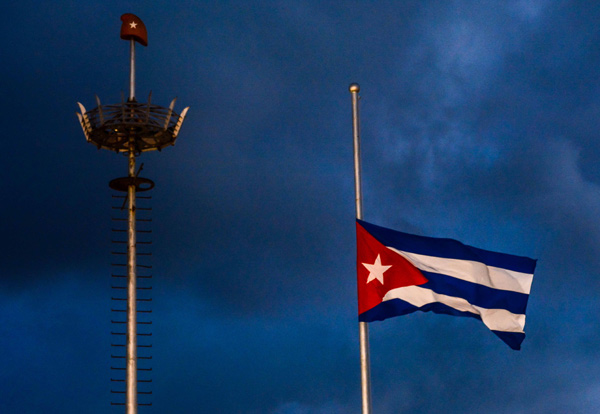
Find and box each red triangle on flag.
[356,221,428,314]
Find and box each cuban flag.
[356,219,536,350]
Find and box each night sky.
[2,1,600,413]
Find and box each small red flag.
[120,13,148,47]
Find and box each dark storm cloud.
[150,293,357,413]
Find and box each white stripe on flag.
[388,248,534,294]
[383,285,526,333]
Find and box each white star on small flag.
[129,21,138,29]
[362,254,392,284]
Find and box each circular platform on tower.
[77,100,189,153]
[109,176,155,192]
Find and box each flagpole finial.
[349,83,360,93]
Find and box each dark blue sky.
[2,1,600,413]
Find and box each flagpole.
[350,83,373,414]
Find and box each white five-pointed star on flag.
[362,254,392,284]
[129,21,138,29]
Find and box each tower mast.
[77,13,189,413]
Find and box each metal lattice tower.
[76,13,188,414]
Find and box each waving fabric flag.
[120,13,148,46]
[357,219,536,350]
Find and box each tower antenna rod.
[129,39,135,101]
[126,36,138,414]
[126,145,138,414]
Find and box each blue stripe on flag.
[491,330,525,351]
[420,271,530,315]
[359,298,526,350]
[357,219,536,274]
[360,297,477,322]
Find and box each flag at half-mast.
[120,13,148,46]
[356,219,536,350]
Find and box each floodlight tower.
[76,14,188,414]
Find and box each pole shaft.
[350,83,372,414]
[351,86,363,220]
[359,322,372,413]
[126,140,138,414]
[129,40,135,100]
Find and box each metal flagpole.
[350,83,373,414]
[126,38,138,414]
